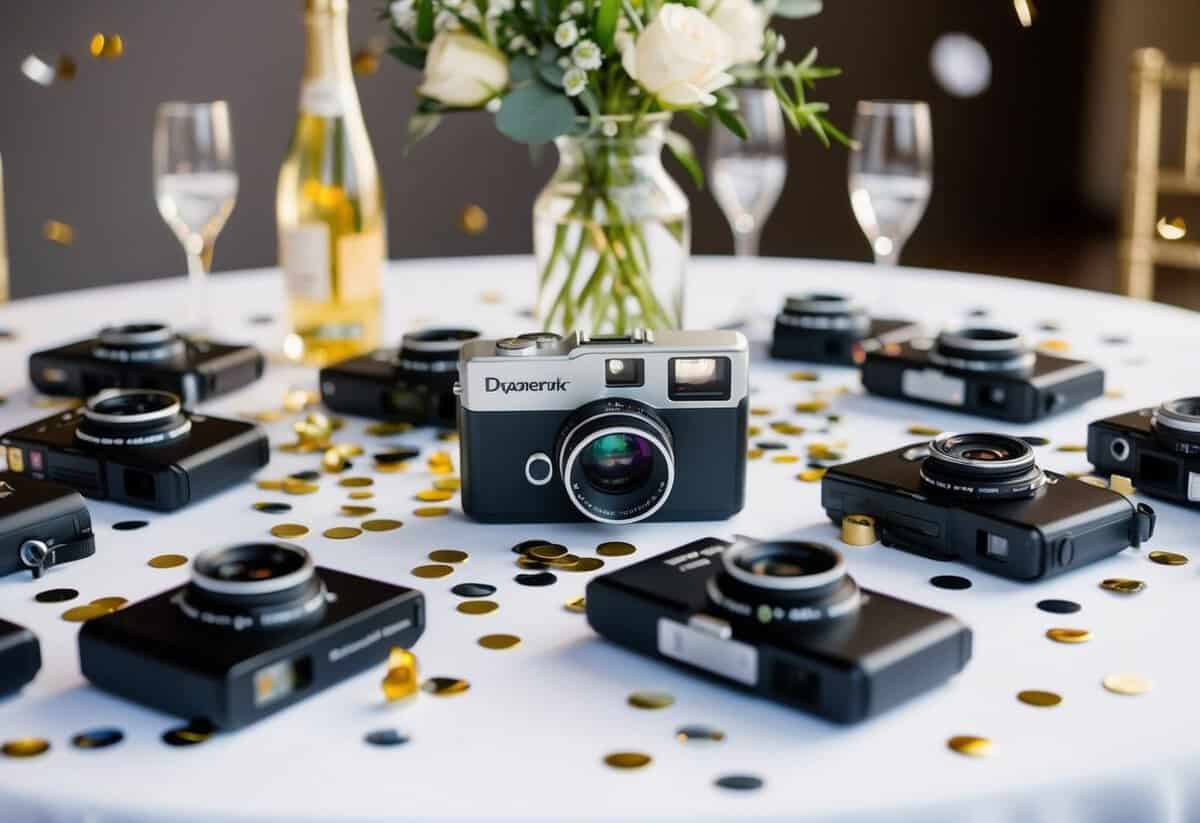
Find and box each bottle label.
[300,81,344,117]
[336,227,384,302]
[281,223,331,302]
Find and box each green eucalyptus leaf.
[539,61,565,88]
[715,107,749,140]
[577,88,600,120]
[404,112,442,154]
[388,44,427,69]
[664,130,704,189]
[682,108,709,129]
[772,0,822,19]
[496,80,577,144]
[511,53,535,84]
[595,0,620,53]
[417,0,435,42]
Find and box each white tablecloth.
[0,256,1198,823]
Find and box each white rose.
[418,32,510,108]
[709,0,766,65]
[621,5,734,107]
[389,0,416,31]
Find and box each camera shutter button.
[525,452,554,486]
[496,338,538,356]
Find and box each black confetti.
[511,539,555,555]
[253,502,292,514]
[1036,321,1062,332]
[35,587,79,603]
[966,307,990,318]
[1101,334,1130,345]
[755,441,789,451]
[161,718,216,747]
[715,775,764,791]
[515,572,557,587]
[71,728,125,750]
[247,314,275,326]
[113,520,148,531]
[1020,436,1050,447]
[375,447,420,463]
[930,575,972,590]
[1037,598,1081,614]
[364,729,410,747]
[289,470,321,482]
[451,582,497,598]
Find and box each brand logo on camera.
[484,377,571,394]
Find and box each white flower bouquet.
[388,0,847,331]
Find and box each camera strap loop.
[1130,503,1156,547]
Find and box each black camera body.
[1088,398,1200,507]
[0,472,95,579]
[320,327,480,425]
[457,329,749,524]
[0,618,41,697]
[860,327,1104,422]
[769,293,921,366]
[1,389,269,512]
[822,434,1155,581]
[79,542,425,730]
[29,323,264,405]
[586,537,971,724]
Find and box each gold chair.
[1120,48,1200,300]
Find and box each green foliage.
[771,0,822,19]
[387,44,427,69]
[594,0,620,53]
[496,80,578,143]
[664,130,704,188]
[416,0,435,42]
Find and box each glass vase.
[533,114,690,335]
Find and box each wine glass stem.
[734,228,761,258]
[873,242,902,266]
[184,239,214,331]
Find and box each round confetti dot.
[564,596,586,613]
[252,502,292,514]
[290,470,321,482]
[61,604,110,622]
[604,752,652,769]
[715,774,763,791]
[515,571,557,587]
[530,544,568,560]
[597,541,636,557]
[1046,628,1091,644]
[35,588,79,603]
[907,425,942,436]
[1100,578,1146,594]
[566,557,604,572]
[362,519,403,532]
[1017,690,1062,707]
[422,677,470,696]
[71,727,125,749]
[789,370,819,382]
[148,554,188,569]
[364,729,411,747]
[1020,436,1051,446]
[415,489,454,502]
[348,491,375,500]
[1055,444,1087,453]
[771,454,800,464]
[676,725,726,743]
[90,597,127,610]
[2,738,50,758]
[414,506,451,518]
[161,719,216,747]
[429,549,468,564]
[323,527,362,540]
[339,477,374,488]
[340,505,376,516]
[512,538,554,555]
[755,441,789,451]
[451,583,496,598]
[457,600,498,615]
[516,556,549,570]
[930,575,972,590]
[478,633,521,650]
[412,564,454,579]
[797,468,827,482]
[1037,599,1081,614]
[628,691,675,710]
[270,523,309,539]
[947,735,993,757]
[1149,550,1188,566]
[248,313,275,326]
[112,520,148,531]
[1102,673,1153,695]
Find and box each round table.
[1,257,1198,823]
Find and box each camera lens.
[920,432,1045,500]
[94,322,185,363]
[710,540,861,625]
[930,327,1034,374]
[397,327,480,374]
[180,542,327,631]
[76,388,192,448]
[557,398,674,524]
[1152,397,1200,455]
[779,292,869,333]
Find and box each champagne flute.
[847,100,933,266]
[153,101,238,331]
[709,87,788,257]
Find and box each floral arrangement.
[387,0,847,331]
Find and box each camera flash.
[609,360,624,375]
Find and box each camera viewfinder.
[669,357,731,401]
[605,358,644,388]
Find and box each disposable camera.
[29,322,264,405]
[821,432,1156,581]
[0,472,95,579]
[1089,397,1200,508]
[320,327,480,425]
[0,618,41,697]
[860,326,1104,421]
[1,388,269,511]
[79,542,425,729]
[770,292,921,366]
[586,537,971,723]
[456,329,748,524]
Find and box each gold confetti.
[676,725,725,743]
[771,454,800,464]
[90,597,127,611]
[422,676,470,696]
[433,477,461,492]
[1055,444,1087,453]
[89,33,124,59]
[366,421,415,436]
[1149,550,1188,566]
[270,523,309,539]
[1017,690,1062,707]
[769,422,806,436]
[747,425,762,436]
[282,387,317,412]
[478,633,521,650]
[362,519,403,532]
[1100,578,1146,594]
[530,544,568,560]
[597,541,635,557]
[564,596,586,613]
[1077,475,1108,488]
[414,506,451,518]
[841,514,876,546]
[1046,628,1091,644]
[747,448,764,460]
[339,477,373,488]
[374,462,407,473]
[797,468,827,482]
[322,449,348,473]
[628,691,675,710]
[323,526,362,540]
[604,752,652,769]
[460,204,489,236]
[907,425,942,436]
[457,600,498,615]
[1156,216,1187,241]
[348,490,375,500]
[340,505,376,516]
[547,554,581,568]
[2,738,50,758]
[947,736,993,758]
[429,549,468,564]
[415,489,454,502]
[148,554,188,569]
[381,648,418,702]
[412,564,454,578]
[794,400,830,414]
[351,47,379,76]
[564,556,604,572]
[283,479,319,495]
[55,54,77,80]
[1038,339,1070,353]
[478,289,503,304]
[749,407,773,417]
[1102,673,1153,696]
[257,479,286,491]
[61,604,110,622]
[517,555,549,569]
[788,370,819,382]
[1105,388,1126,399]
[43,220,74,246]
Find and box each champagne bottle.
[277,0,385,365]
